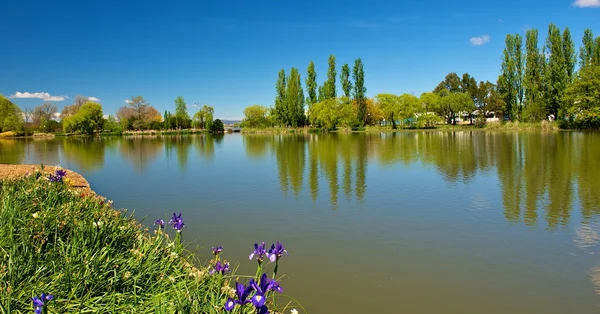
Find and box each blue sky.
[1,0,599,120]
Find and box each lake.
[2,131,600,313]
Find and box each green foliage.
[562,27,576,82]
[285,68,305,127]
[436,92,473,125]
[544,23,568,119]
[340,64,352,97]
[305,61,318,108]
[192,105,214,129]
[375,93,401,129]
[563,65,600,122]
[274,69,287,125]
[353,58,367,126]
[62,102,104,135]
[242,105,270,128]
[323,55,337,100]
[174,96,190,123]
[499,33,524,120]
[102,115,122,134]
[210,118,224,133]
[524,29,545,121]
[0,95,23,132]
[579,29,595,68]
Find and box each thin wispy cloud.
[573,0,600,7]
[348,20,385,29]
[470,34,491,46]
[88,97,101,101]
[9,91,67,101]
[124,100,132,104]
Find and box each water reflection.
[2,132,600,228]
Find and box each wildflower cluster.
[224,273,282,314]
[47,169,67,183]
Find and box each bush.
[210,119,224,133]
[473,114,487,128]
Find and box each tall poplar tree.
[579,29,594,68]
[306,61,318,108]
[544,23,567,118]
[593,37,600,66]
[324,55,337,100]
[352,58,367,126]
[285,67,305,127]
[524,29,545,121]
[340,64,352,97]
[274,69,287,126]
[562,27,576,82]
[499,34,523,120]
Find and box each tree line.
[0,95,224,136]
[242,23,600,129]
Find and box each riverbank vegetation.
[240,24,600,131]
[0,168,299,313]
[2,23,599,136]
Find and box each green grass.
[0,171,300,313]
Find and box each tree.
[436,92,473,125]
[341,64,352,97]
[433,73,461,94]
[274,69,287,126]
[61,95,88,118]
[210,119,224,133]
[174,96,189,125]
[192,105,214,129]
[62,102,104,135]
[562,27,576,82]
[285,67,305,127]
[563,65,600,128]
[242,105,269,128]
[498,34,524,120]
[324,55,337,100]
[116,106,136,130]
[593,37,600,66]
[544,23,567,118]
[305,61,318,108]
[420,92,440,113]
[579,29,595,68]
[376,93,401,128]
[353,58,367,126]
[128,96,149,122]
[33,103,58,125]
[524,28,546,121]
[0,95,23,132]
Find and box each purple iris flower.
[48,169,67,183]
[212,246,223,255]
[249,242,267,262]
[267,241,288,262]
[251,294,269,314]
[251,273,283,295]
[224,281,253,312]
[32,293,53,314]
[210,261,230,275]
[153,219,165,229]
[168,213,184,232]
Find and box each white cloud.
[470,34,491,46]
[124,100,132,104]
[9,91,67,101]
[573,0,600,7]
[88,97,101,101]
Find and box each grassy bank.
[0,168,299,313]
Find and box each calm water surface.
[2,131,600,313]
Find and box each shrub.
[210,119,224,133]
